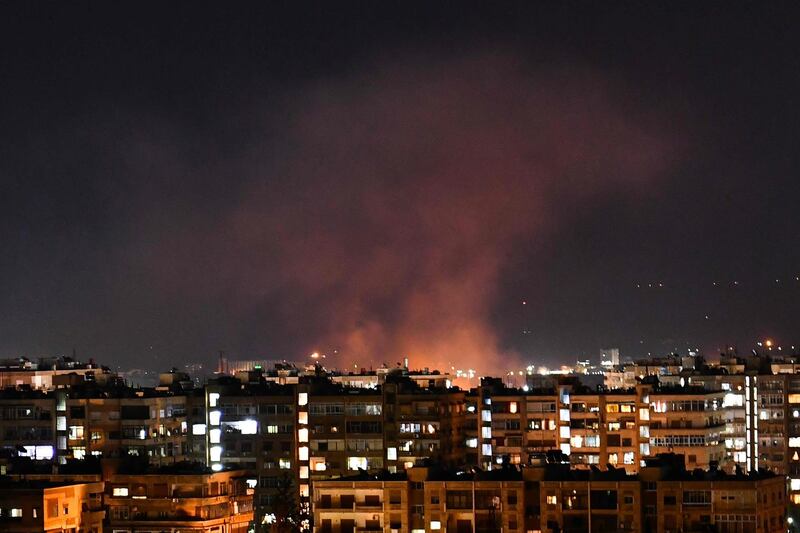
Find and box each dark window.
[345,421,382,434]
[120,405,150,420]
[70,406,85,419]
[590,490,617,510]
[446,490,473,509]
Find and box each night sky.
[2,3,800,373]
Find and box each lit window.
[299,466,309,479]
[209,410,221,425]
[347,456,367,470]
[546,495,557,505]
[208,392,220,407]
[299,446,309,460]
[113,487,129,497]
[24,445,54,460]
[790,437,800,448]
[232,419,258,435]
[73,447,86,460]
[192,424,206,435]
[209,429,221,444]
[298,393,308,406]
[298,412,308,425]
[559,426,570,439]
[10,509,22,518]
[279,458,292,469]
[482,444,492,456]
[210,446,222,462]
[56,416,67,431]
[481,427,492,439]
[509,402,518,414]
[298,428,309,443]
[466,438,478,449]
[623,452,635,465]
[791,479,800,491]
[68,426,84,439]
[387,447,397,460]
[310,457,327,471]
[431,521,441,530]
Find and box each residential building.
[0,479,105,532]
[105,464,253,533]
[312,453,786,533]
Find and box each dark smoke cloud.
[115,53,678,373]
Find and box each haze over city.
[2,3,800,374]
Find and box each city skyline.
[2,3,800,374]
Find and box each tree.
[262,472,308,533]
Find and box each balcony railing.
[354,502,383,511]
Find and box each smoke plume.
[128,54,676,373]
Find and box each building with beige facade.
[0,479,105,532]
[312,453,786,533]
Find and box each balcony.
[354,502,383,511]
[316,503,356,511]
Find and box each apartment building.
[105,464,253,533]
[313,472,411,532]
[639,454,786,533]
[312,466,525,533]
[312,454,786,533]
[0,356,109,391]
[0,479,105,532]
[195,377,296,526]
[195,371,466,528]
[0,376,193,467]
[467,378,726,473]
[647,385,727,470]
[60,383,190,465]
[0,388,58,462]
